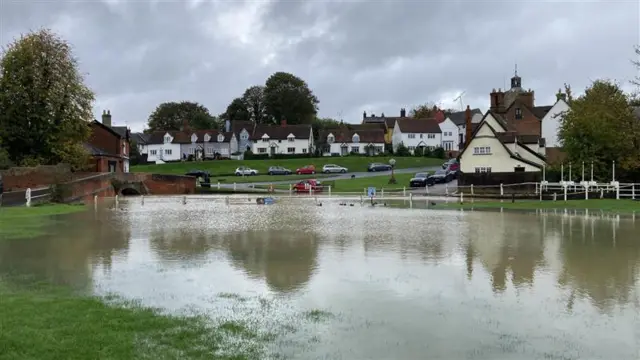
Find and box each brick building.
[85,110,130,172]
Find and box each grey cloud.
[1,0,639,130]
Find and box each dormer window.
[327,134,335,144]
[515,108,523,120]
[217,134,224,142]
[164,135,171,143]
[287,134,295,142]
[191,133,197,143]
[261,134,269,142]
[204,133,211,142]
[352,133,360,143]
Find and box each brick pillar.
[465,105,472,147]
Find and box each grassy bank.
[438,199,640,213]
[328,173,423,193]
[0,281,267,360]
[209,173,332,184]
[0,204,87,241]
[132,156,443,176]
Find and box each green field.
[0,204,87,240]
[254,172,431,193]
[208,173,333,184]
[0,281,270,360]
[132,156,443,177]
[438,199,640,213]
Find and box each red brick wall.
[503,102,541,136]
[0,164,72,191]
[143,174,196,195]
[64,173,115,203]
[89,123,121,156]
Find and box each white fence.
[451,181,638,201]
[0,187,51,207]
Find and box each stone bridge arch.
[120,186,142,196]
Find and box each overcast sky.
[1,0,639,132]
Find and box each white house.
[322,128,385,156]
[145,131,182,163]
[540,97,570,149]
[438,117,460,152]
[459,112,546,174]
[392,118,442,154]
[443,108,483,148]
[251,121,314,156]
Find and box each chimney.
[381,112,385,117]
[434,110,445,123]
[225,119,231,133]
[465,105,472,147]
[400,108,406,117]
[181,118,189,131]
[102,110,112,127]
[281,118,287,127]
[363,111,367,119]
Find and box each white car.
[322,164,348,174]
[235,166,258,176]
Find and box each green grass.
[132,156,443,176]
[0,204,87,241]
[328,172,428,193]
[0,281,268,360]
[438,199,640,213]
[209,173,332,184]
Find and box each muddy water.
[1,197,639,359]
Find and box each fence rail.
[0,187,52,207]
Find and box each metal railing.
[0,187,52,207]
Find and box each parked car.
[409,172,434,188]
[296,165,316,175]
[446,162,460,178]
[367,163,392,172]
[235,166,258,176]
[185,169,210,178]
[293,179,324,193]
[442,158,458,169]
[268,166,292,175]
[429,169,453,184]
[322,164,348,174]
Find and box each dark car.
[442,158,458,169]
[409,172,434,188]
[185,170,210,178]
[268,166,292,175]
[429,169,453,184]
[367,163,392,172]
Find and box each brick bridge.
[0,165,196,205]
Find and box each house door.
[341,145,348,156]
[459,133,464,147]
[108,161,117,173]
[270,146,276,156]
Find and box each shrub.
[433,147,445,159]
[395,144,410,157]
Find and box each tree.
[222,97,250,122]
[128,138,142,165]
[410,103,438,118]
[147,101,215,131]
[632,45,640,87]
[242,86,268,124]
[0,29,93,168]
[0,139,12,170]
[558,80,640,180]
[264,72,318,125]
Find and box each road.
[225,166,441,187]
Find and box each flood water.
[1,196,639,359]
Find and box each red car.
[296,165,316,175]
[293,179,324,193]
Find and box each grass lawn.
[209,173,333,184]
[328,173,429,193]
[0,281,268,360]
[131,156,444,176]
[438,199,640,213]
[0,204,87,241]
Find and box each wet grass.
[438,199,640,213]
[328,172,428,193]
[0,204,87,241]
[0,282,271,360]
[303,309,334,322]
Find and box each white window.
[217,134,225,142]
[302,148,307,153]
[408,146,416,151]
[352,134,360,143]
[206,147,213,154]
[262,138,269,142]
[189,147,195,154]
[258,148,267,153]
[287,147,295,153]
[219,148,228,154]
[241,133,248,140]
[351,146,360,153]
[375,146,383,153]
[288,135,295,142]
[408,133,416,139]
[419,134,423,138]
[204,134,211,142]
[327,135,335,143]
[165,149,172,155]
[150,149,157,155]
[191,133,197,143]
[427,134,435,139]
[164,136,171,143]
[475,167,492,173]
[473,146,491,155]
[443,141,454,151]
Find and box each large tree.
[558,80,640,180]
[264,72,318,125]
[221,97,250,122]
[242,85,268,124]
[0,29,93,169]
[410,103,439,118]
[147,101,215,131]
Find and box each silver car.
[235,166,258,176]
[322,164,348,173]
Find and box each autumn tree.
[558,80,640,180]
[147,101,215,131]
[264,72,318,125]
[410,103,438,118]
[242,85,268,124]
[0,29,93,169]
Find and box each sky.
[1,0,639,132]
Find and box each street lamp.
[388,158,397,184]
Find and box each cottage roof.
[321,128,385,143]
[251,124,311,140]
[395,118,441,133]
[447,108,482,126]
[146,129,234,144]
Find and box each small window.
[515,108,523,120]
[351,146,360,153]
[302,148,307,153]
[258,148,267,153]
[352,134,360,143]
[408,134,416,139]
[287,147,295,153]
[327,135,335,143]
[164,149,172,155]
[150,149,157,155]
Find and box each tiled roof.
[321,128,385,143]
[146,129,234,144]
[111,126,129,138]
[251,124,311,140]
[83,143,118,157]
[395,118,442,133]
[131,132,149,144]
[231,120,254,134]
[447,108,482,126]
[496,132,543,145]
[531,105,553,119]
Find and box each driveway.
[224,166,441,187]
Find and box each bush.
[413,147,424,157]
[423,147,433,157]
[433,147,445,159]
[395,144,410,157]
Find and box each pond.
[1,196,639,359]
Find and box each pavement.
[224,166,442,187]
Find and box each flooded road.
[1,197,639,359]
